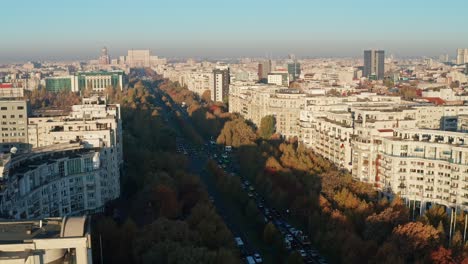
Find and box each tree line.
[162,80,468,264]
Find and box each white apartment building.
[299,110,353,170]
[0,216,93,264]
[0,96,122,220]
[229,85,305,138]
[178,71,213,96]
[0,99,29,153]
[0,142,120,219]
[457,48,468,65]
[378,129,468,211]
[27,96,123,162]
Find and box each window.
[17,106,24,110]
[0,107,6,110]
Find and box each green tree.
[263,222,278,244]
[259,115,276,139]
[286,251,304,264]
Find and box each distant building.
[76,71,125,92]
[45,76,77,92]
[99,46,110,65]
[0,96,122,219]
[457,48,468,65]
[45,71,125,93]
[287,62,301,81]
[212,67,230,102]
[258,60,272,83]
[268,71,289,86]
[124,49,166,68]
[125,49,150,67]
[0,216,92,264]
[0,100,29,153]
[364,50,385,80]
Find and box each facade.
[379,129,468,211]
[76,71,125,92]
[179,71,213,96]
[0,142,120,219]
[124,49,166,67]
[288,62,301,81]
[126,49,150,67]
[457,48,468,65]
[229,85,305,138]
[45,71,125,92]
[45,76,77,93]
[258,60,272,82]
[99,47,110,65]
[0,100,29,153]
[0,96,122,219]
[0,216,93,264]
[268,71,289,86]
[363,50,385,80]
[212,67,230,102]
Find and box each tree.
[259,115,276,139]
[423,205,448,228]
[286,251,304,264]
[263,222,278,244]
[391,222,440,261]
[201,90,212,102]
[431,246,456,264]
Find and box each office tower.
[363,50,385,80]
[287,62,301,81]
[457,48,468,65]
[212,67,230,103]
[99,46,110,65]
[258,60,272,83]
[0,100,29,153]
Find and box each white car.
[253,253,263,263]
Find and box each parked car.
[253,253,263,263]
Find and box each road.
[153,85,328,264]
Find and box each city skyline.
[2,0,468,62]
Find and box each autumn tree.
[259,115,276,139]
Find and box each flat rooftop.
[0,218,62,243]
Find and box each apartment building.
[0,96,122,219]
[229,85,305,138]
[178,71,213,96]
[28,96,123,162]
[0,216,92,264]
[0,141,120,219]
[299,110,353,170]
[0,100,29,153]
[378,129,468,211]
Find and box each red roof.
[422,97,446,105]
[0,83,13,88]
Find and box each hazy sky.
[2,0,467,62]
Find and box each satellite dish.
[10,147,18,154]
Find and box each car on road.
[246,256,256,264]
[235,237,244,247]
[253,253,263,263]
[298,249,307,258]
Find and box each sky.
[1,0,468,62]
